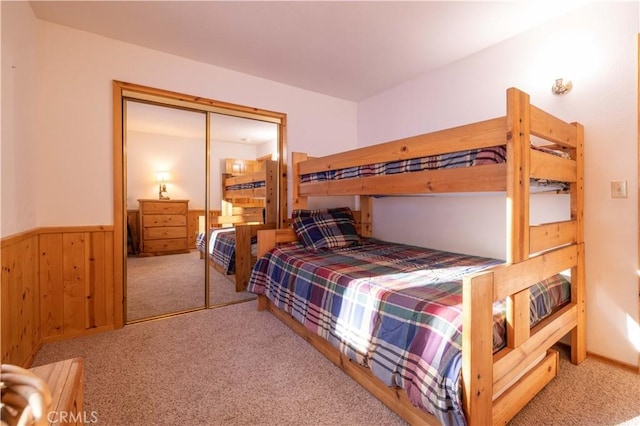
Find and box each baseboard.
[587,350,639,374]
[42,325,116,344]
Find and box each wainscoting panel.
[40,227,115,342]
[1,226,116,366]
[1,231,40,367]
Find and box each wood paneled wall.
[1,230,40,367]
[2,226,116,367]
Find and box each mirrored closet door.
[116,81,287,325]
[207,113,279,306]
[125,101,207,322]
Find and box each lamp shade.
[156,171,170,182]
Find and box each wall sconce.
[551,78,573,95]
[157,171,170,200]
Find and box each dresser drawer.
[144,238,188,253]
[143,214,187,227]
[141,201,188,214]
[144,226,187,240]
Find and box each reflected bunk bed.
[247,88,585,425]
[197,159,278,292]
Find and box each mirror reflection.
[125,101,206,322]
[125,99,280,322]
[204,113,279,306]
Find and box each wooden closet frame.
[254,88,585,425]
[112,80,288,325]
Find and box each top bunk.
[223,158,277,200]
[219,158,278,226]
[293,87,582,198]
[291,87,584,264]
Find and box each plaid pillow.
[292,211,360,251]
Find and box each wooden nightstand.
[138,199,190,256]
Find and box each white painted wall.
[29,17,356,228]
[126,131,207,210]
[358,2,639,367]
[125,131,264,211]
[1,2,39,235]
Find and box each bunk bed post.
[264,160,278,225]
[235,225,252,292]
[292,152,308,210]
[462,271,494,424]
[359,196,373,237]
[506,88,532,348]
[570,122,586,364]
[506,87,531,263]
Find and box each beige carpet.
[33,301,640,425]
[127,251,254,321]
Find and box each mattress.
[247,238,570,425]
[196,228,258,274]
[196,228,237,274]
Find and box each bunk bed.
[196,159,279,292]
[247,88,585,425]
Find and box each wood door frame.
[112,81,288,327]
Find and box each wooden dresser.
[138,199,189,256]
[30,358,85,425]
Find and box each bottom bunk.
[248,222,584,425]
[196,223,275,292]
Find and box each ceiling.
[126,100,278,144]
[29,1,590,102]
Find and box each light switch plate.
[611,180,628,198]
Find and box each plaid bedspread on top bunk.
[247,239,570,425]
[299,147,506,183]
[225,180,266,191]
[299,145,569,190]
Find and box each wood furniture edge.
[29,357,84,425]
[234,223,277,292]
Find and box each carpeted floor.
[127,251,254,321]
[33,301,640,425]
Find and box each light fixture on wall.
[157,171,170,200]
[551,78,573,95]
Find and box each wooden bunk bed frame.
[220,159,278,225]
[254,88,585,425]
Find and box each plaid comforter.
[247,239,570,425]
[196,229,237,274]
[299,145,570,192]
[300,147,506,183]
